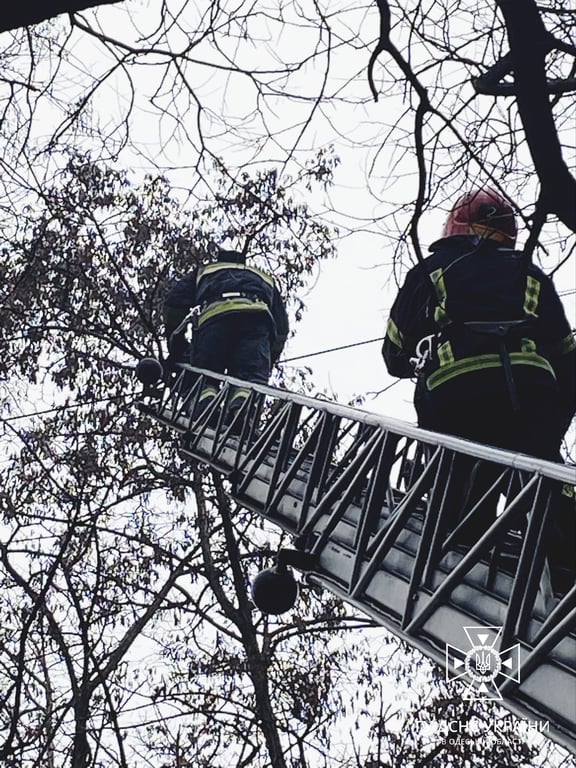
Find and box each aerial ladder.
[136,360,576,753]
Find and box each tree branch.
[473,45,576,96]
[1,1,123,34]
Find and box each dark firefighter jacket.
[163,260,290,364]
[382,236,576,430]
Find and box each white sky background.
[282,240,416,417]
[43,1,574,438]
[6,2,575,762]
[88,2,576,421]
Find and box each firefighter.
[382,188,575,578]
[163,246,289,422]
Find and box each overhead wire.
[1,393,132,423]
[4,264,574,421]
[279,335,385,364]
[0,334,397,422]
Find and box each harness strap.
[421,264,545,411]
[429,268,451,328]
[454,320,533,411]
[198,296,271,326]
[499,340,520,411]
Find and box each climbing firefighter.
[382,188,575,579]
[163,246,289,422]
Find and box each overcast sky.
[50,2,574,429]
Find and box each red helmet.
[442,188,517,246]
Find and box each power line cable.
[1,337,390,422]
[1,393,132,423]
[279,336,385,364]
[1,336,386,421]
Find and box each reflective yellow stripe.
[429,268,451,327]
[198,262,275,286]
[386,317,404,349]
[521,337,536,353]
[198,297,270,325]
[469,224,510,243]
[523,275,541,317]
[199,386,218,402]
[230,387,250,405]
[437,340,454,366]
[549,333,576,356]
[426,351,555,390]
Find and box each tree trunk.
[497,0,576,233]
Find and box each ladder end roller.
[251,549,319,614]
[135,357,164,386]
[251,564,299,615]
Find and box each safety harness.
[456,320,532,411]
[412,265,555,411]
[194,262,275,327]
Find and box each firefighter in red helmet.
[384,187,574,452]
[441,188,518,245]
[382,188,575,582]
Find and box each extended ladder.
[137,363,576,752]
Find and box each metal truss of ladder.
[137,364,576,752]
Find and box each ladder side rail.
[143,367,192,429]
[233,402,295,496]
[405,475,542,634]
[149,365,576,484]
[283,423,374,539]
[483,467,541,594]
[235,389,269,469]
[261,408,344,530]
[300,411,343,528]
[402,448,456,628]
[383,437,419,525]
[173,368,209,425]
[351,431,400,570]
[300,430,387,559]
[262,410,324,521]
[205,381,252,465]
[503,479,554,645]
[421,451,486,589]
[232,387,274,451]
[321,420,378,493]
[500,605,576,698]
[535,585,576,645]
[263,401,304,511]
[348,453,443,601]
[363,449,442,562]
[441,465,511,553]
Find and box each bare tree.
[1,2,574,765]
[490,0,576,235]
[0,153,358,768]
[0,153,570,767]
[1,1,574,266]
